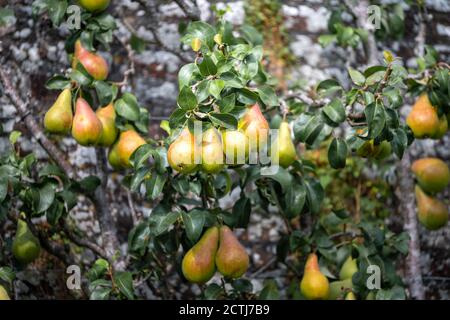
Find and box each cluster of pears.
[412,158,449,230]
[167,104,298,174]
[181,225,249,283]
[406,94,448,139]
[12,219,41,265]
[300,253,360,300]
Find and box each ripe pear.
[300,253,329,300]
[271,121,297,168]
[339,256,358,280]
[222,130,248,165]
[411,158,450,194]
[201,127,224,174]
[0,285,10,300]
[406,94,440,139]
[78,0,110,12]
[328,279,353,300]
[108,142,122,170]
[12,219,41,264]
[44,88,73,134]
[182,226,219,283]
[167,127,198,174]
[96,103,118,147]
[74,40,109,80]
[415,185,448,230]
[239,104,269,154]
[215,225,249,279]
[117,130,146,168]
[345,292,357,300]
[431,115,448,139]
[72,98,103,146]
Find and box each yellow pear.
[215,225,249,279]
[182,227,219,283]
[44,88,73,134]
[272,121,297,168]
[339,256,358,280]
[12,219,41,264]
[345,292,357,300]
[167,127,198,174]
[415,185,448,230]
[0,285,10,300]
[71,98,103,146]
[222,130,248,166]
[411,158,450,194]
[239,104,269,155]
[108,142,122,170]
[300,253,329,300]
[78,0,110,12]
[96,103,118,147]
[406,94,440,138]
[328,279,353,300]
[201,127,224,174]
[117,130,146,168]
[74,40,109,80]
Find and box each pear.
[78,0,110,12]
[328,279,352,300]
[415,185,448,230]
[74,40,109,80]
[108,142,122,170]
[406,94,440,138]
[96,103,118,147]
[167,127,198,174]
[117,130,146,168]
[12,219,41,264]
[431,115,448,139]
[373,141,391,160]
[300,253,329,300]
[182,226,219,283]
[271,121,297,168]
[239,104,269,155]
[0,285,10,300]
[339,256,358,280]
[44,88,73,134]
[365,291,376,300]
[356,140,376,158]
[72,98,103,146]
[411,158,450,194]
[215,225,249,279]
[345,292,357,300]
[201,127,224,174]
[222,130,248,165]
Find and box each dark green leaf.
[208,113,237,129]
[177,86,198,110]
[328,138,347,169]
[182,210,206,244]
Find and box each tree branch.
[173,0,200,21]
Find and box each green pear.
[201,127,224,174]
[73,40,109,80]
[365,291,376,300]
[222,130,248,165]
[339,256,358,280]
[96,103,118,147]
[44,88,73,134]
[71,98,103,146]
[411,158,450,194]
[215,225,249,278]
[182,227,219,283]
[415,185,448,230]
[12,219,41,264]
[117,130,146,168]
[300,253,329,300]
[328,279,353,300]
[108,142,122,170]
[78,0,110,12]
[0,285,10,300]
[431,115,448,139]
[345,291,357,300]
[272,121,297,168]
[167,127,198,174]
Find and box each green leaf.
[47,0,67,26]
[204,283,224,300]
[295,115,324,145]
[94,81,113,106]
[209,79,225,99]
[240,24,263,45]
[114,96,140,121]
[0,266,15,283]
[217,93,236,113]
[328,138,347,169]
[283,182,306,219]
[87,259,109,281]
[78,176,101,193]
[177,86,198,110]
[304,178,324,214]
[322,99,345,125]
[169,108,187,129]
[148,206,180,236]
[114,272,135,300]
[318,34,337,47]
[208,113,237,129]
[9,131,21,145]
[130,34,146,53]
[365,102,386,138]
[145,172,167,200]
[70,69,92,86]
[37,183,56,213]
[391,128,408,159]
[0,7,15,27]
[0,178,7,203]
[259,279,279,300]
[45,75,71,90]
[220,72,243,88]
[182,210,206,244]
[198,55,217,76]
[348,67,365,86]
[232,196,251,228]
[257,85,278,107]
[178,63,199,88]
[128,222,151,254]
